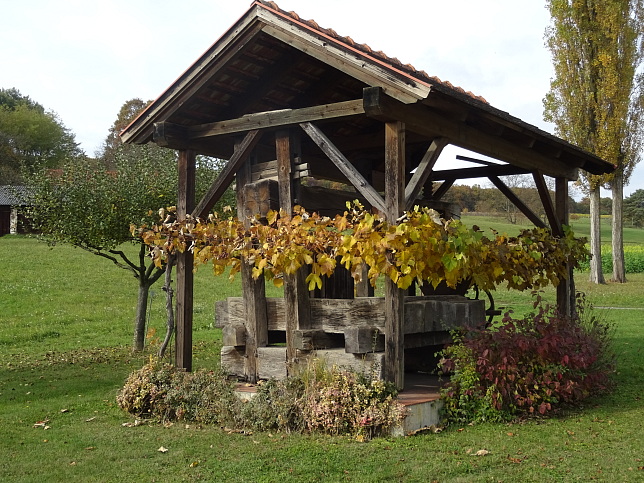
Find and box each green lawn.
[461,213,644,246]
[1,235,644,482]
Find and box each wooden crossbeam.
[533,172,563,237]
[192,129,262,219]
[299,122,386,213]
[404,137,448,210]
[186,99,365,139]
[488,175,547,229]
[431,164,530,180]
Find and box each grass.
[461,213,644,246]
[2,235,644,481]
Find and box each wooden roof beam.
[184,98,365,139]
[363,87,580,180]
[431,164,531,180]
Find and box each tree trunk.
[133,280,151,351]
[611,171,626,282]
[589,185,605,284]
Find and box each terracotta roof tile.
[254,0,489,104]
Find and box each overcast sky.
[1,0,641,196]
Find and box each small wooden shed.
[120,1,614,388]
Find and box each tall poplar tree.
[544,0,644,283]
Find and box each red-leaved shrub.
[440,293,615,423]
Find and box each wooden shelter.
[120,1,614,388]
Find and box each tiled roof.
[0,185,29,205]
[255,0,488,104]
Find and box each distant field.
[461,213,644,245]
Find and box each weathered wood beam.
[431,164,530,180]
[175,149,196,371]
[533,172,563,237]
[555,177,573,316]
[192,129,262,219]
[431,179,455,201]
[363,87,580,180]
[488,175,547,229]
[404,137,448,210]
[384,120,406,390]
[299,122,386,213]
[236,145,268,384]
[187,99,365,139]
[276,129,311,374]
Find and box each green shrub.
[439,293,615,424]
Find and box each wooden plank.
[363,86,580,180]
[384,120,406,390]
[187,99,365,139]
[404,138,448,210]
[192,129,262,219]
[175,150,196,371]
[220,296,485,334]
[488,175,547,229]
[533,172,562,237]
[300,121,386,213]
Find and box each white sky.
[1,0,641,196]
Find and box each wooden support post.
[236,144,268,384]
[384,121,406,390]
[276,129,311,374]
[555,177,573,316]
[175,149,196,371]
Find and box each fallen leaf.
[70,462,77,466]
[85,417,96,422]
[474,449,490,456]
[85,446,96,451]
[189,461,199,467]
[158,446,169,453]
[60,409,69,413]
[33,419,50,429]
[507,432,515,437]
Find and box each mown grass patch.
[2,235,644,481]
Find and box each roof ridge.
[254,0,488,104]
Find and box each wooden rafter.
[300,122,386,213]
[431,164,530,181]
[363,87,580,180]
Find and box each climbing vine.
[132,203,588,293]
